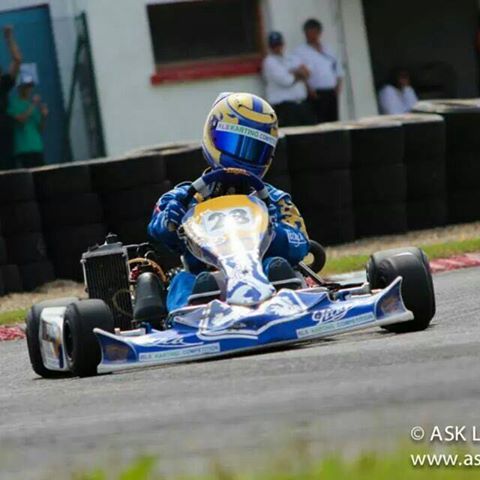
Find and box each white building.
[0,0,478,162]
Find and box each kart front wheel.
[63,300,114,377]
[367,247,435,333]
[26,297,78,379]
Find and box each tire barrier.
[0,264,22,294]
[163,145,205,185]
[1,100,480,296]
[0,168,52,292]
[342,120,408,238]
[264,134,292,194]
[360,114,447,230]
[414,100,480,224]
[282,124,354,245]
[30,163,107,283]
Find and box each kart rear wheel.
[63,299,114,377]
[367,247,435,333]
[305,240,327,273]
[26,297,78,378]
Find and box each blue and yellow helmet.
[202,92,279,178]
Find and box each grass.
[73,448,480,480]
[322,237,480,275]
[0,308,27,326]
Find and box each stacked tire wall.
[89,151,176,269]
[359,114,447,230]
[414,100,480,223]
[1,100,480,296]
[31,164,107,282]
[0,170,52,292]
[283,124,354,245]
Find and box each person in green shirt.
[8,74,48,168]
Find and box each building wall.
[1,0,377,157]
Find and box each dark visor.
[214,129,275,167]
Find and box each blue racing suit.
[148,182,309,311]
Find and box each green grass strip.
[0,308,27,326]
[323,237,480,275]
[75,447,480,479]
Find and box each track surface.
[1,267,480,479]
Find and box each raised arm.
[4,26,22,79]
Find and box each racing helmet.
[202,92,279,178]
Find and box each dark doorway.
[363,0,479,100]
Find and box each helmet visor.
[214,122,277,167]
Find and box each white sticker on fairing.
[138,343,221,362]
[216,122,277,147]
[296,313,376,339]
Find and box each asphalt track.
[1,267,480,479]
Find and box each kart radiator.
[82,239,133,330]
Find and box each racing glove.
[161,198,186,230]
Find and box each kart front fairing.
[93,277,411,372]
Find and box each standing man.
[295,18,343,123]
[262,31,315,127]
[8,74,48,168]
[0,25,22,170]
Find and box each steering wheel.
[169,169,270,232]
[181,168,270,208]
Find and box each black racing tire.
[0,236,7,265]
[0,169,35,204]
[0,270,4,296]
[447,154,480,191]
[448,190,480,224]
[291,170,352,211]
[45,223,107,257]
[306,240,327,272]
[6,232,47,264]
[266,133,289,176]
[282,124,351,173]
[0,264,22,293]
[164,146,205,185]
[301,207,355,246]
[110,218,149,245]
[32,164,92,200]
[63,299,114,377]
[26,297,78,378]
[354,202,408,238]
[90,153,167,192]
[102,181,171,223]
[347,121,404,168]
[406,161,446,201]
[19,261,55,292]
[263,173,292,195]
[40,193,104,228]
[367,247,435,333]
[0,201,42,235]
[407,197,447,230]
[352,164,407,204]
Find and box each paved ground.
[1,267,480,479]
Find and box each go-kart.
[26,169,436,378]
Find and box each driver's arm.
[267,195,309,265]
[148,184,190,253]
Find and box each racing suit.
[148,182,309,311]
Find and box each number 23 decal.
[204,208,252,233]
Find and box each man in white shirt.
[294,18,344,123]
[262,31,316,127]
[378,68,419,115]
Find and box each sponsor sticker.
[312,305,351,324]
[138,343,221,362]
[216,122,277,147]
[296,313,375,339]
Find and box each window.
[147,0,264,84]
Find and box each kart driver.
[148,92,310,312]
